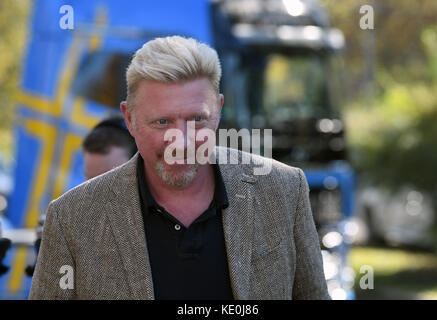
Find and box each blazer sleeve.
[292,169,331,300]
[29,201,76,300]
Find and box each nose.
[173,120,196,157]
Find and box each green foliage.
[0,0,31,156]
[350,246,437,299]
[321,0,437,195]
[323,0,437,99]
[344,24,437,193]
[346,80,437,193]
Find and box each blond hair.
[126,36,222,111]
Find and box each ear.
[215,94,224,130]
[120,101,135,137]
[218,94,224,112]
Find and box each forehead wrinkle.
[147,102,213,120]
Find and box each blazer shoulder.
[49,154,138,220]
[216,146,303,179]
[258,158,305,199]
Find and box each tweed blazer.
[29,147,330,300]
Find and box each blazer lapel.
[104,154,154,299]
[217,147,256,300]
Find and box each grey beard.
[155,160,199,187]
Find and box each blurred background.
[0,0,436,299]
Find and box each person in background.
[82,115,138,180]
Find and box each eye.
[156,119,167,125]
[194,116,202,122]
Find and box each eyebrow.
[149,110,211,122]
[186,110,210,119]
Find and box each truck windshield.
[220,50,345,164]
[221,51,340,128]
[261,53,332,123]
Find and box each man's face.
[121,77,223,187]
[84,146,131,180]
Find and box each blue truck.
[0,0,355,299]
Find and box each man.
[82,116,137,180]
[29,36,329,299]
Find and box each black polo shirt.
[136,155,234,300]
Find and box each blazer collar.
[105,153,155,299]
[215,147,256,299]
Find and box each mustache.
[158,148,193,160]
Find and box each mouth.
[167,158,196,166]
[158,151,197,165]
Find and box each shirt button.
[174,224,181,231]
[156,208,162,214]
